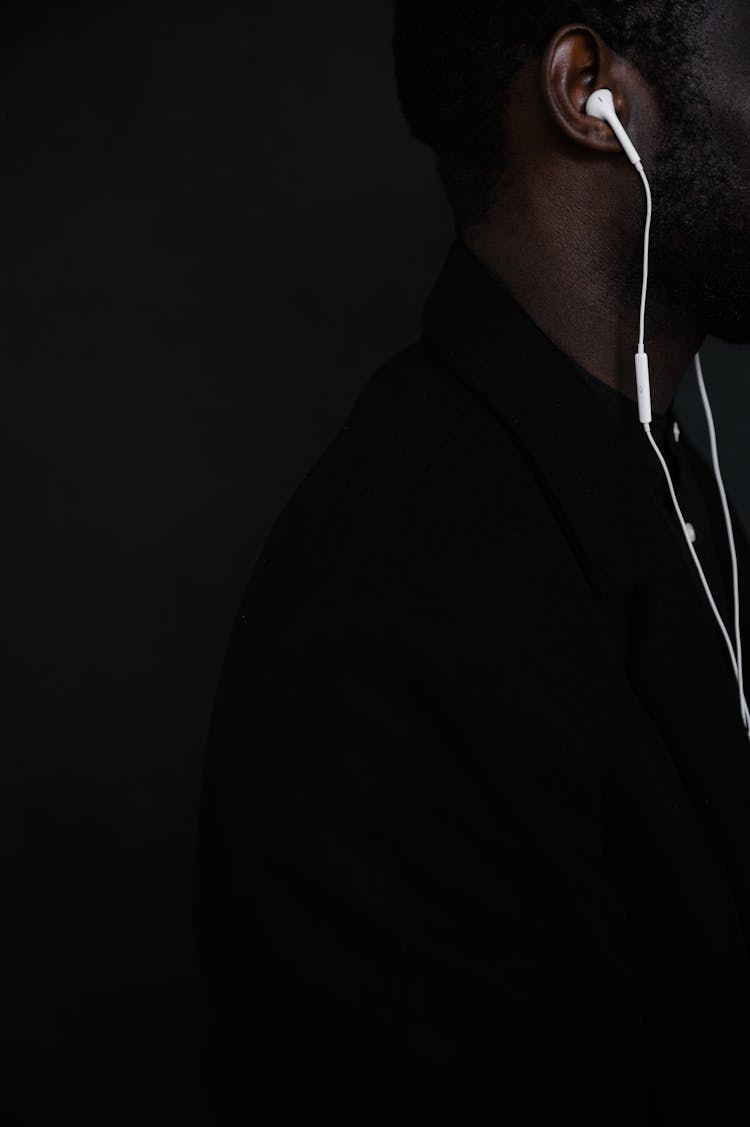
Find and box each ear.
[541,25,636,158]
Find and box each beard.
[647,83,750,343]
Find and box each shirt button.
[685,521,697,544]
[673,421,681,443]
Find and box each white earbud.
[586,87,652,424]
[585,89,643,168]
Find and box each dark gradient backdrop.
[3,3,749,1124]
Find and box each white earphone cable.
[694,353,750,731]
[635,161,652,355]
[634,158,750,737]
[644,422,750,731]
[586,88,749,738]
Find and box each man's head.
[393,1,750,343]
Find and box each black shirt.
[194,236,750,1125]
[576,362,735,637]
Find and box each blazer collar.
[422,237,679,600]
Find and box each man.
[193,3,750,1122]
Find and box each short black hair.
[392,2,707,227]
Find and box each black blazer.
[193,239,750,1125]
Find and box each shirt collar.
[421,236,687,597]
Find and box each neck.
[460,183,704,417]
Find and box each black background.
[3,3,750,1123]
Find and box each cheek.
[701,3,750,91]
[694,6,750,181]
[708,102,750,201]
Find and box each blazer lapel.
[422,238,750,948]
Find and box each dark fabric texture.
[193,238,750,1125]
[577,362,734,631]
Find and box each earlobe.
[542,24,629,158]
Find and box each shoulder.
[230,339,598,670]
[250,339,565,590]
[207,341,619,797]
